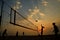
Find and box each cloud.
[40,13,45,16]
[33,8,39,14]
[28,6,45,21]
[17,1,21,4]
[28,9,32,12]
[31,6,40,15]
[13,1,22,10]
[28,6,46,21]
[28,6,40,18]
[42,1,48,6]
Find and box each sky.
[0,0,60,36]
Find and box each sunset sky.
[0,0,60,36]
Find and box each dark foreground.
[0,35,60,40]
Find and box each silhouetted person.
[52,23,59,36]
[2,29,7,37]
[41,24,45,36]
[16,31,18,37]
[23,32,24,36]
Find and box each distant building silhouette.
[2,29,7,37]
[52,23,59,36]
[41,24,45,36]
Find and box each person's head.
[52,23,55,25]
